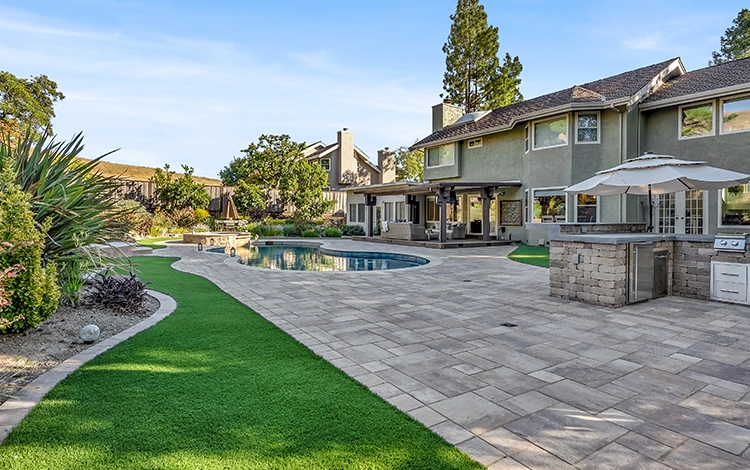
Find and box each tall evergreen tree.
[442,0,522,113]
[710,8,750,65]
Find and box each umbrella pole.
[647,186,654,232]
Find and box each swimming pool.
[231,243,428,271]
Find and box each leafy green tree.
[0,72,64,138]
[150,164,211,213]
[395,145,424,182]
[711,9,750,65]
[220,134,333,220]
[443,0,522,113]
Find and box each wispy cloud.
[621,31,664,51]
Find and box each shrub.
[149,210,175,237]
[0,169,59,333]
[324,227,342,237]
[109,200,152,237]
[282,224,298,237]
[194,208,210,225]
[267,227,284,237]
[340,225,365,236]
[301,228,320,238]
[86,268,151,315]
[170,207,196,228]
[58,258,88,307]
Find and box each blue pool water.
[232,244,428,271]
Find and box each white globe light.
[79,324,101,344]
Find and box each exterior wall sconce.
[230,247,236,257]
[198,242,203,251]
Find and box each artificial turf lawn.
[136,237,174,250]
[0,256,482,470]
[508,245,550,268]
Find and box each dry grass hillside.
[76,158,223,186]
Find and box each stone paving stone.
[456,437,506,467]
[431,392,519,435]
[505,404,627,465]
[528,370,564,383]
[616,395,750,454]
[615,431,671,460]
[486,457,529,470]
[382,349,461,375]
[702,382,749,401]
[425,336,476,355]
[612,367,704,402]
[472,347,551,374]
[374,368,425,393]
[476,367,546,395]
[682,341,750,366]
[480,426,534,456]
[576,442,671,469]
[538,379,622,414]
[688,360,750,386]
[521,343,578,364]
[661,438,750,470]
[510,443,577,470]
[414,367,488,398]
[407,406,446,427]
[474,385,513,403]
[546,360,620,387]
[500,391,558,416]
[409,387,447,405]
[430,420,474,445]
[679,391,750,427]
[387,393,423,413]
[339,343,393,363]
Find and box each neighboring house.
[351,57,750,243]
[304,128,397,221]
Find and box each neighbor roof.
[413,58,680,149]
[642,56,750,107]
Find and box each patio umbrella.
[221,193,239,220]
[564,153,750,231]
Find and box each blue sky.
[1,0,747,178]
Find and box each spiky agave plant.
[0,130,124,262]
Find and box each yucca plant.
[0,130,125,262]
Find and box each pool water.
[234,245,428,271]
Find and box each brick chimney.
[432,98,463,132]
[337,127,356,185]
[377,147,396,184]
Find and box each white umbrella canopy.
[564,153,750,231]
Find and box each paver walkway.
[152,239,750,469]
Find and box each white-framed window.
[395,201,406,221]
[426,196,439,223]
[320,158,331,171]
[533,115,568,150]
[383,202,393,221]
[679,101,714,139]
[719,184,750,226]
[524,189,529,223]
[348,203,357,223]
[468,137,483,149]
[575,194,598,222]
[357,203,366,223]
[721,95,750,135]
[348,203,365,223]
[575,112,599,144]
[426,143,455,168]
[524,125,530,154]
[532,188,567,223]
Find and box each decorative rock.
[79,324,100,344]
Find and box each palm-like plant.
[0,130,123,262]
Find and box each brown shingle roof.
[414,58,678,148]
[643,57,750,104]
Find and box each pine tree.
[442,0,522,113]
[710,8,750,65]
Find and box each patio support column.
[480,187,495,241]
[365,194,376,237]
[437,187,451,243]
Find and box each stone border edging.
[0,289,177,445]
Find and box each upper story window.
[721,95,750,134]
[679,101,714,139]
[426,143,455,168]
[524,125,530,154]
[533,116,568,150]
[467,138,483,149]
[575,112,599,144]
[320,158,331,171]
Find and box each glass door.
[658,190,705,234]
[468,195,496,236]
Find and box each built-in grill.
[714,234,749,252]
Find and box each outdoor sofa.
[381,222,427,241]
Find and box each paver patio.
[152,239,750,469]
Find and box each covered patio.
[351,180,522,244]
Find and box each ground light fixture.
[230,247,236,257]
[79,324,101,344]
[198,242,203,251]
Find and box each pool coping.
[0,290,177,445]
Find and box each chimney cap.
[443,98,453,104]
[384,147,389,151]
[343,127,349,131]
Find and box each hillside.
[76,158,224,186]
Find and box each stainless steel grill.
[713,234,749,252]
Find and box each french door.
[657,190,705,234]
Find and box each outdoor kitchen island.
[549,227,750,308]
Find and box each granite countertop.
[550,233,718,244]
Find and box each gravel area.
[0,295,159,406]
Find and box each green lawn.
[0,256,481,470]
[136,237,174,249]
[508,245,550,268]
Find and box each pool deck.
[152,238,750,469]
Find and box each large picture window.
[680,102,714,138]
[533,116,568,150]
[426,144,455,167]
[721,184,750,225]
[533,189,566,223]
[722,95,750,134]
[575,113,599,144]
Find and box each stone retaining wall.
[672,241,750,300]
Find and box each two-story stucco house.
[358,57,750,244]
